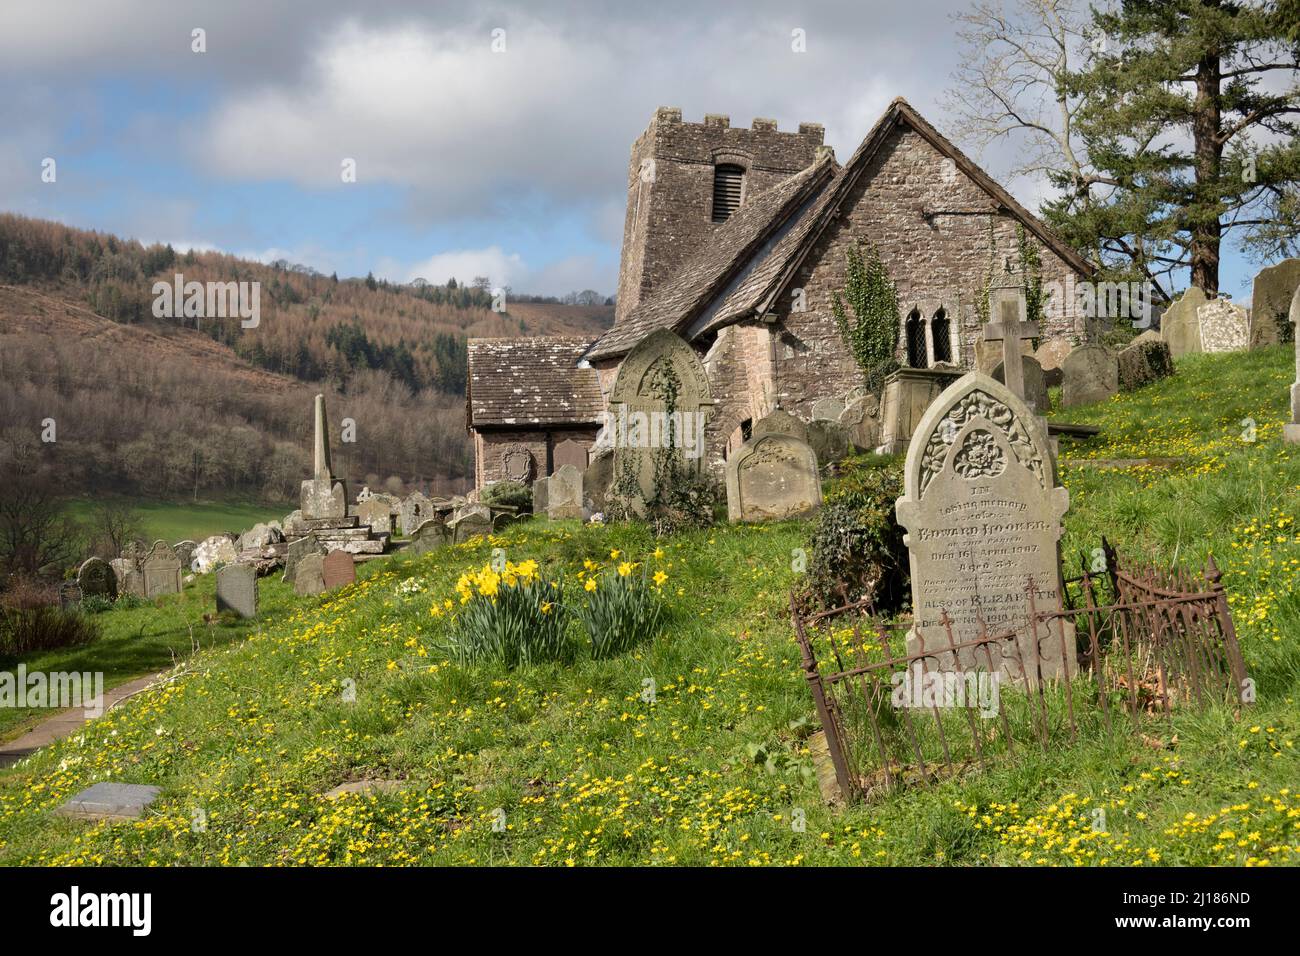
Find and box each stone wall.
[615,108,824,324]
[474,428,600,486]
[765,125,1086,418]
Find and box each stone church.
[466,97,1094,489]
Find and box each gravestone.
[810,396,846,422]
[547,464,584,520]
[398,492,436,537]
[806,420,851,466]
[992,355,1050,414]
[876,367,965,454]
[726,434,822,522]
[895,372,1074,685]
[410,518,452,554]
[449,509,491,544]
[1250,258,1300,348]
[77,557,117,600]
[193,534,238,574]
[173,540,197,573]
[1197,299,1249,352]
[499,443,535,483]
[322,550,356,591]
[282,532,326,584]
[56,782,161,822]
[141,541,182,598]
[1118,338,1176,391]
[293,553,326,597]
[531,476,550,514]
[1160,287,1207,358]
[109,558,142,598]
[357,497,396,535]
[1060,345,1119,408]
[59,582,83,611]
[1285,286,1300,444]
[1034,338,1074,388]
[552,438,588,473]
[752,408,808,443]
[584,448,614,512]
[215,564,258,619]
[238,522,283,552]
[300,394,348,519]
[607,329,712,508]
[838,394,882,452]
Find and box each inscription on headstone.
[725,434,822,522]
[141,541,182,598]
[322,550,356,591]
[895,372,1074,685]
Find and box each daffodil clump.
[443,558,569,668]
[574,549,668,660]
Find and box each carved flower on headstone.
[953,429,1006,479]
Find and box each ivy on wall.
[831,239,899,394]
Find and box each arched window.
[930,308,951,364]
[712,164,744,222]
[905,309,926,368]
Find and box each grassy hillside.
[63,499,288,546]
[0,348,1296,866]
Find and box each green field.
[1,347,1296,866]
[64,499,287,546]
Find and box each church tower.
[614,108,825,324]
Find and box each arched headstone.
[725,434,821,522]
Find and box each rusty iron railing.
[792,544,1248,805]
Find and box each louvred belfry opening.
[711,164,744,222]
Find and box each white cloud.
[393,245,527,288]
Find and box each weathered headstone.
[838,394,882,452]
[109,558,143,598]
[300,394,348,519]
[293,553,326,596]
[1118,338,1176,391]
[449,509,492,544]
[1034,338,1074,388]
[811,396,846,422]
[282,532,326,584]
[398,492,435,537]
[322,550,356,591]
[1250,258,1300,348]
[141,541,182,598]
[77,557,117,600]
[584,448,614,512]
[215,563,258,618]
[499,443,535,483]
[56,782,162,822]
[752,408,808,443]
[59,581,83,611]
[192,534,238,574]
[173,540,197,572]
[1197,298,1249,352]
[531,476,550,514]
[992,355,1050,414]
[1061,344,1119,408]
[1284,286,1300,445]
[607,328,712,507]
[410,518,452,554]
[357,497,396,535]
[806,419,851,466]
[552,438,588,473]
[895,372,1074,685]
[547,464,584,520]
[726,434,822,522]
[1160,287,1208,358]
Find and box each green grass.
[64,498,286,544]
[0,348,1296,866]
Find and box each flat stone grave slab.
[56,782,161,821]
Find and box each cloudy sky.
[0,0,1264,298]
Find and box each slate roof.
[466,337,604,429]
[585,97,1096,361]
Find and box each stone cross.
[984,260,1038,403]
[313,393,332,481]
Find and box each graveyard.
[0,341,1296,866]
